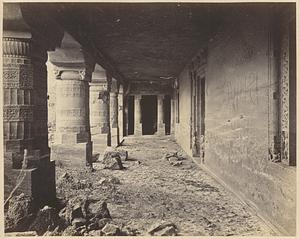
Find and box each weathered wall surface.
[175,8,296,235]
[175,67,192,155]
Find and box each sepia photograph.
[1,1,297,237]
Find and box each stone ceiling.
[18,3,284,83]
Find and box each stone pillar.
[134,95,142,136]
[157,94,165,135]
[118,84,124,143]
[110,78,119,147]
[48,32,95,167]
[47,61,57,147]
[3,2,63,204]
[89,64,110,155]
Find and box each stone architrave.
[157,94,165,135]
[109,78,119,147]
[3,3,63,205]
[48,32,95,167]
[134,95,142,136]
[89,64,110,156]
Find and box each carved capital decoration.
[3,37,31,57]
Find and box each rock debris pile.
[163,151,186,166]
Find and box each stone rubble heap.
[163,151,186,166]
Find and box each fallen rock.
[101,223,121,236]
[62,195,89,223]
[88,200,111,220]
[29,205,61,235]
[163,151,185,166]
[148,221,178,236]
[43,226,61,236]
[103,147,128,161]
[72,218,87,228]
[98,218,112,230]
[103,155,123,170]
[122,226,140,236]
[5,193,36,232]
[62,225,82,236]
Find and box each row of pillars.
[133,95,165,135]
[3,31,125,171]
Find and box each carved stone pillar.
[3,2,63,204]
[134,95,142,136]
[118,84,124,143]
[48,32,95,167]
[89,64,110,155]
[109,78,119,147]
[157,94,165,135]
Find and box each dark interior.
[141,95,157,135]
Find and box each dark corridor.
[141,95,157,135]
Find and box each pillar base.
[4,160,56,207]
[156,125,165,136]
[134,124,142,136]
[92,134,109,158]
[110,127,119,147]
[51,142,92,167]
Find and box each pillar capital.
[91,64,107,83]
[48,32,96,83]
[135,94,142,100]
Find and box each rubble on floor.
[5,193,37,232]
[29,205,61,235]
[163,151,186,166]
[102,155,123,170]
[148,221,179,236]
[103,147,128,161]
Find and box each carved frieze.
[280,26,289,164]
[3,38,31,57]
[3,105,34,121]
[3,66,33,89]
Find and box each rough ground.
[56,135,275,236]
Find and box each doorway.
[141,95,157,135]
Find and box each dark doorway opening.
[141,95,157,135]
[127,95,134,135]
[164,95,171,135]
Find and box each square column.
[109,77,119,147]
[48,32,95,168]
[157,94,165,135]
[134,95,142,136]
[89,64,110,156]
[118,85,124,143]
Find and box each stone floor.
[57,135,276,236]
